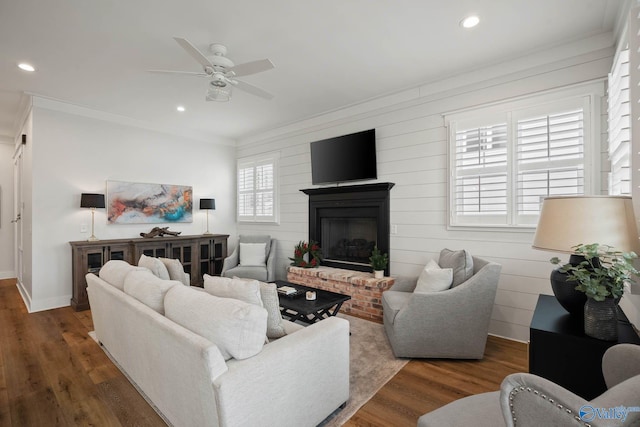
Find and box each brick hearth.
[287,266,394,322]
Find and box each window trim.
[237,152,280,224]
[445,82,603,230]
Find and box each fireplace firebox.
[301,183,394,275]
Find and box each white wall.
[0,138,15,278]
[20,100,237,311]
[237,42,614,341]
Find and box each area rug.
[90,314,407,427]
[319,314,409,426]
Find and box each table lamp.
[80,193,105,241]
[200,198,216,235]
[532,195,640,316]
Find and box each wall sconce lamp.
[200,198,216,235]
[80,193,105,241]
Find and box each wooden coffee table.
[274,280,351,324]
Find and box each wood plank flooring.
[0,278,527,426]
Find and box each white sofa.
[87,261,350,427]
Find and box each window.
[237,154,279,223]
[447,86,600,228]
[608,47,630,195]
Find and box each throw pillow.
[123,270,180,314]
[239,242,267,266]
[164,285,268,360]
[203,275,263,307]
[439,248,474,287]
[233,277,287,339]
[414,259,453,293]
[138,254,170,280]
[159,257,190,286]
[98,260,149,291]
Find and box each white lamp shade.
[532,196,640,254]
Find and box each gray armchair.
[221,235,277,282]
[383,256,501,359]
[418,343,640,426]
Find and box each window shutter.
[237,155,278,222]
[608,48,630,195]
[452,123,508,223]
[516,108,585,217]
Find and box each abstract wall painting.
[107,181,193,224]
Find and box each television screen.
[311,129,377,185]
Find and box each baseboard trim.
[488,333,528,344]
[0,270,16,280]
[15,281,32,313]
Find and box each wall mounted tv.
[310,129,377,185]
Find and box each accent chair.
[383,255,501,359]
[418,343,640,426]
[221,235,277,282]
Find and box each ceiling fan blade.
[229,59,274,77]
[231,79,274,100]
[147,69,209,76]
[173,37,213,68]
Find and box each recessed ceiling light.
[460,15,480,29]
[176,105,186,112]
[18,63,36,72]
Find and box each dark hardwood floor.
[0,278,527,426]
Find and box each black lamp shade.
[80,193,105,209]
[200,198,216,210]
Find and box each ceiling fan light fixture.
[206,86,231,102]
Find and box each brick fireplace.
[287,265,394,322]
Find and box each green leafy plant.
[369,246,389,271]
[550,243,638,301]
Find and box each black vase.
[550,254,587,317]
[584,297,618,341]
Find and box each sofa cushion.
[99,260,149,291]
[123,270,180,314]
[164,285,268,360]
[205,275,287,339]
[239,242,267,266]
[415,259,453,293]
[257,281,287,339]
[138,254,170,280]
[439,248,473,287]
[203,275,263,307]
[159,257,190,286]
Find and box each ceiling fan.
[149,37,275,102]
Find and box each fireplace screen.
[321,217,377,265]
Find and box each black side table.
[529,294,640,400]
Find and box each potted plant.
[551,243,638,340]
[370,246,389,279]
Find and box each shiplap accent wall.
[237,47,613,342]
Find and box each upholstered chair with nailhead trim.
[418,343,640,427]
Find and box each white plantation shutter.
[448,91,595,228]
[516,107,585,220]
[237,154,278,222]
[608,48,630,195]
[453,123,508,223]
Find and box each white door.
[12,141,23,285]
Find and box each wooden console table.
[529,294,640,400]
[70,234,228,311]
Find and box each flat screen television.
[310,129,377,185]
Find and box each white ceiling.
[0,0,625,143]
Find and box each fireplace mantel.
[300,182,395,197]
[301,182,394,275]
